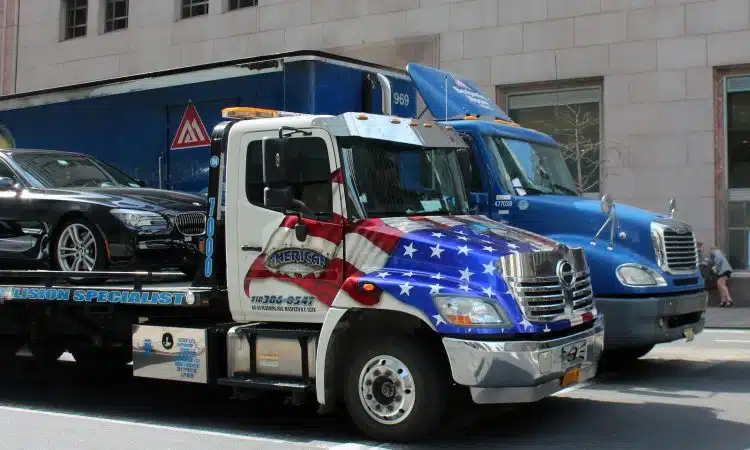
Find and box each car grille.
[651,220,698,274]
[498,246,595,323]
[172,212,207,237]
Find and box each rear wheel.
[53,218,108,283]
[343,335,448,443]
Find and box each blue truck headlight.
[616,263,667,287]
[433,295,512,327]
[110,208,168,230]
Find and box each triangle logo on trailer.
[171,104,211,150]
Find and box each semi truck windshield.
[485,136,579,197]
[338,137,469,219]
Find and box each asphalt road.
[1,329,749,450]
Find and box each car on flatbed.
[0,148,207,277]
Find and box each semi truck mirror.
[0,176,14,190]
[262,136,297,185]
[263,186,294,211]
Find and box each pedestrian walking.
[697,242,734,307]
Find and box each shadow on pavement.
[0,358,748,449]
[593,356,750,396]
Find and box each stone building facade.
[7,0,750,274]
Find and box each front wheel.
[343,336,449,443]
[53,218,108,283]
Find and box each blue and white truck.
[0,51,703,362]
[403,63,706,362]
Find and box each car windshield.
[9,152,143,188]
[338,137,469,219]
[485,136,579,196]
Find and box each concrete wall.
[13,0,750,249]
[0,0,17,95]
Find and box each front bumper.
[596,290,707,350]
[107,228,202,271]
[442,316,605,404]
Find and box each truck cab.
[200,107,604,440]
[402,63,706,360]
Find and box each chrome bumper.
[442,316,605,404]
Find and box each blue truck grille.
[512,272,594,322]
[172,212,207,237]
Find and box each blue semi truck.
[0,51,705,361]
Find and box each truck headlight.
[110,209,168,230]
[616,263,667,287]
[433,295,512,327]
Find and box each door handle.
[241,245,262,252]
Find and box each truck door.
[230,129,344,323]
[455,133,492,217]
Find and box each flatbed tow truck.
[0,106,604,442]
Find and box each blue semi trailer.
[0,51,417,194]
[0,50,706,362]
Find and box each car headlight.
[110,209,168,230]
[433,295,512,327]
[616,263,667,287]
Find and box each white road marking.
[714,340,750,344]
[0,404,334,448]
[552,381,591,396]
[703,329,750,334]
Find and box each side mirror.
[262,136,298,185]
[600,194,614,216]
[134,179,147,187]
[0,177,14,190]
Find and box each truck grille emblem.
[556,260,576,288]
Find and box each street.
[0,329,747,450]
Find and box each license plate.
[561,340,588,370]
[561,367,580,387]
[184,236,193,242]
[684,327,695,342]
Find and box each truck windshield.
[338,137,469,219]
[485,136,579,196]
[8,152,143,188]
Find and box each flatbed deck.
[0,270,223,308]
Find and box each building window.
[505,87,602,194]
[228,0,257,10]
[726,76,750,270]
[104,0,128,32]
[181,0,208,19]
[63,0,88,40]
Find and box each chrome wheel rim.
[358,355,416,425]
[57,223,97,272]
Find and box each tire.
[52,218,108,283]
[603,344,655,368]
[342,335,449,443]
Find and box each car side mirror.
[0,177,14,190]
[134,179,147,187]
[262,136,299,186]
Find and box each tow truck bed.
[0,270,223,308]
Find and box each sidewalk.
[705,306,750,329]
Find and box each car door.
[229,128,344,323]
[0,157,34,265]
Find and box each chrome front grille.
[651,220,698,275]
[499,246,595,323]
[172,212,207,236]
[513,274,594,321]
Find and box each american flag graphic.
[245,209,596,335]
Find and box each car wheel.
[53,218,108,280]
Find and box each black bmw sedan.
[0,149,207,277]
